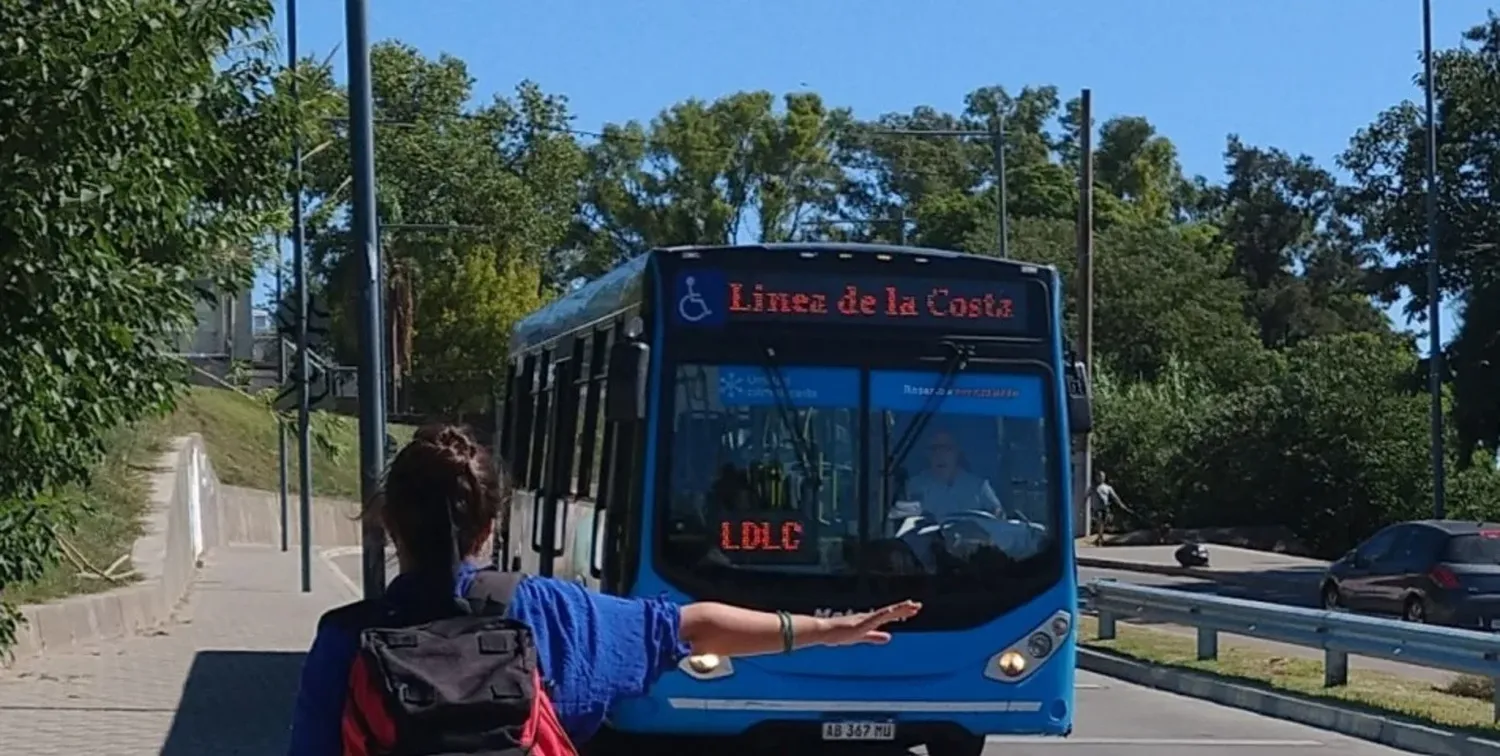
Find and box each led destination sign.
[672,270,1034,333]
[716,510,820,566]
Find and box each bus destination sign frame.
[672,270,1034,334]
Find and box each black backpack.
[320,570,577,756]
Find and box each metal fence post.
[1324,649,1349,687]
[1195,627,1218,661]
[1097,610,1116,641]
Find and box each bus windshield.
[866,369,1055,576]
[659,363,1057,579]
[663,364,860,575]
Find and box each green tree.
[1091,359,1223,530]
[837,86,1084,251]
[412,250,548,414]
[1341,14,1500,465]
[574,91,851,272]
[0,0,294,648]
[296,42,584,411]
[1198,137,1389,350]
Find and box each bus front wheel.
[926,733,986,756]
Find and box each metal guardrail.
[1084,579,1500,719]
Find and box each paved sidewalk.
[0,545,355,756]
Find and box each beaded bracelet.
[777,610,795,654]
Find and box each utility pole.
[346,0,389,599]
[288,0,314,591]
[1076,89,1096,537]
[1421,0,1445,519]
[873,112,1010,258]
[992,115,1009,259]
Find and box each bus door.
[535,341,584,577]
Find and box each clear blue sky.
[267,0,1488,342]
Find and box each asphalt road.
[972,670,1409,755]
[1078,565,1323,608]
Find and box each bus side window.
[496,363,518,462]
[527,351,553,489]
[575,330,609,499]
[510,355,538,485]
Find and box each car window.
[1389,525,1439,564]
[1444,530,1500,564]
[1375,526,1416,564]
[1355,526,1401,562]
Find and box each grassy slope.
[159,386,414,500]
[3,423,166,605]
[9,386,414,604]
[1079,615,1499,736]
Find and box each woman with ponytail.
[287,425,920,754]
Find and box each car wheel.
[1320,581,1341,610]
[1402,596,1427,623]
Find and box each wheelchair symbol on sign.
[677,276,713,323]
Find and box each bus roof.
[508,243,1054,354]
[661,241,1050,269]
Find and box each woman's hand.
[818,600,923,646]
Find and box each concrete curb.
[5,435,223,666]
[1078,647,1500,756]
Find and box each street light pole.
[288,0,313,593]
[992,114,1009,259]
[873,118,1010,258]
[345,0,389,598]
[275,234,288,554]
[1422,0,1446,519]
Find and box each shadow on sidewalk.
[160,650,306,756]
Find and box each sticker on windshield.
[714,366,857,408]
[673,269,727,326]
[869,371,1043,417]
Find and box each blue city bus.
[497,243,1092,756]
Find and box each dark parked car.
[1321,520,1500,628]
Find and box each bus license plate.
[822,720,895,741]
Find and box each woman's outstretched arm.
[679,600,921,657]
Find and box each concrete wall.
[5,435,223,664]
[217,485,363,548]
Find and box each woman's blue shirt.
[285,565,691,755]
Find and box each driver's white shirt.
[906,470,1003,518]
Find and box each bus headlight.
[679,653,734,681]
[1050,615,1070,637]
[997,650,1027,677]
[1026,632,1053,659]
[985,609,1071,683]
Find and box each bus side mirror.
[605,340,650,422]
[1065,360,1093,436]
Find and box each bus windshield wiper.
[882,342,972,508]
[758,345,822,507]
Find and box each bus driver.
[900,429,1005,519]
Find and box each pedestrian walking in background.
[1088,470,1132,546]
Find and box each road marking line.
[318,547,363,599]
[985,737,1324,746]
